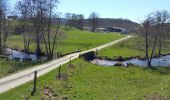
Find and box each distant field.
[1,59,170,100]
[98,37,170,58]
[6,28,125,54]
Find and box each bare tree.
[153,10,170,57]
[140,14,158,67]
[16,0,32,52]
[89,12,100,32]
[16,0,61,60]
[72,14,84,30]
[0,0,7,54]
[70,13,77,27]
[42,0,61,60]
[24,0,51,58]
[64,13,84,30]
[77,14,84,30]
[3,18,14,48]
[65,13,72,28]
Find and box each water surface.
[91,55,170,67]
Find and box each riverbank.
[98,37,170,58]
[94,37,170,67]
[91,54,170,67]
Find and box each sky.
[9,0,170,23]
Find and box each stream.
[5,48,37,62]
[91,55,170,67]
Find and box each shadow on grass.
[144,67,170,75]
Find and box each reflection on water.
[91,60,117,66]
[6,48,37,62]
[91,55,170,67]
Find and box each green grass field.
[1,36,170,99]
[6,28,125,54]
[57,29,124,54]
[98,37,145,58]
[99,37,170,58]
[0,28,124,78]
[1,59,170,100]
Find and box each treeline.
[61,12,139,32]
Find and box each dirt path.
[0,35,132,94]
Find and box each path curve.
[0,35,132,94]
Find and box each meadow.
[1,59,170,100]
[1,36,170,100]
[98,37,170,58]
[6,28,124,54]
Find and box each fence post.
[31,71,37,96]
[58,65,61,79]
[96,49,98,56]
[69,58,71,67]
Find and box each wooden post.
[96,49,98,56]
[31,71,37,96]
[57,52,59,58]
[69,58,71,67]
[58,65,61,79]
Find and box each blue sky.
[10,0,170,23]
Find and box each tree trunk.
[0,10,2,54]
[158,36,162,57]
[148,34,158,67]
[145,30,150,67]
[36,40,41,57]
[92,19,96,32]
[35,31,41,58]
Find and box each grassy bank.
[98,37,170,58]
[1,59,170,100]
[0,58,43,78]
